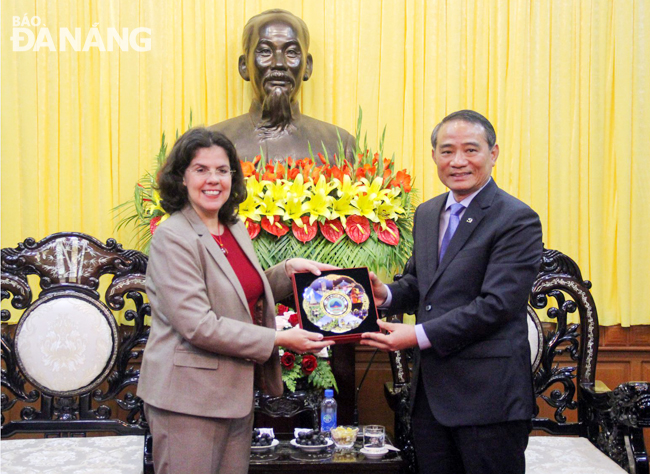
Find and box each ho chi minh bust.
[209,9,355,164]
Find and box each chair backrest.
[529,248,599,436]
[1,232,150,438]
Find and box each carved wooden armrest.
[581,381,650,472]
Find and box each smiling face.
[432,120,499,201]
[182,146,232,222]
[241,18,312,104]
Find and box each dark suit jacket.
[388,179,543,427]
[137,206,292,419]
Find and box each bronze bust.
[210,9,355,164]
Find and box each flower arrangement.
[115,111,417,275]
[114,111,417,393]
[275,304,337,392]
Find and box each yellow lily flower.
[246,176,266,198]
[285,173,311,200]
[282,195,309,227]
[239,190,263,222]
[358,177,384,199]
[330,194,358,228]
[375,195,406,229]
[259,186,286,217]
[304,175,335,224]
[333,174,360,198]
[266,180,288,204]
[143,189,166,217]
[353,191,379,222]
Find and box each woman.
[137,127,334,474]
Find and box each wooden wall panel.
[355,347,395,435]
[641,361,650,380]
[596,361,632,388]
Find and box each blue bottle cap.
[325,389,334,398]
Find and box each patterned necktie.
[439,203,465,262]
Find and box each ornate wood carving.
[1,233,150,440]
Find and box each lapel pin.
[466,218,473,223]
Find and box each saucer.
[360,447,389,459]
[290,438,333,453]
[251,438,279,452]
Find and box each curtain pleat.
[2,0,649,325]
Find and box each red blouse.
[212,226,264,319]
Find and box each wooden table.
[248,433,405,474]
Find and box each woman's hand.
[275,326,334,353]
[284,258,338,278]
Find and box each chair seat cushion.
[526,436,626,473]
[0,435,144,474]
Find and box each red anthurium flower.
[291,216,318,243]
[319,219,345,243]
[288,312,299,326]
[373,220,400,246]
[277,304,290,315]
[261,216,289,237]
[150,216,162,235]
[345,215,371,244]
[245,219,261,239]
[281,352,295,370]
[301,354,318,374]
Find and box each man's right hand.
[369,271,388,306]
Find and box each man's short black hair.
[431,110,497,149]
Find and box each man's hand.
[285,258,338,278]
[369,271,388,306]
[360,319,417,352]
[275,326,334,353]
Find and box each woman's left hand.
[285,258,338,278]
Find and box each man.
[362,110,543,473]
[210,9,355,164]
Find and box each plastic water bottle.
[320,389,337,435]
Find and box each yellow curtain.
[2,0,649,326]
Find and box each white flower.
[275,314,292,330]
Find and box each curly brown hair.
[157,128,247,225]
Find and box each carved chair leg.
[627,428,649,474]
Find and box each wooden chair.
[1,232,153,473]
[384,248,650,474]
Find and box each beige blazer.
[137,206,292,419]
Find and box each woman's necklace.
[214,222,228,256]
